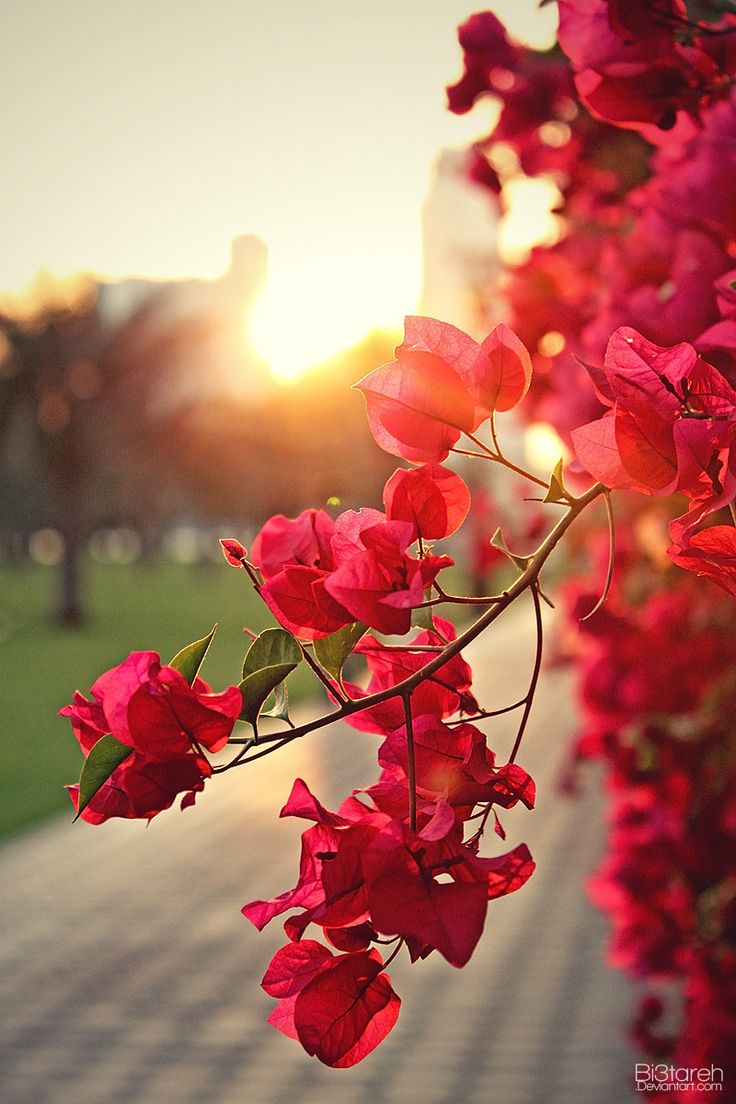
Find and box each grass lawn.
[0,559,316,842]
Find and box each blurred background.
[0,4,647,1102]
[0,0,560,839]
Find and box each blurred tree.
[0,277,397,626]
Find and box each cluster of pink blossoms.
[561,557,736,1089]
[235,317,538,1065]
[448,2,736,1087]
[59,0,736,1077]
[61,653,241,822]
[62,314,543,1066]
[572,325,736,594]
[557,0,736,133]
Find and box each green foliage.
[491,528,531,570]
[239,627,302,726]
[543,459,570,505]
[313,622,366,681]
[259,682,290,723]
[0,560,315,842]
[169,624,217,685]
[75,733,132,819]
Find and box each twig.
[222,483,605,767]
[402,694,417,831]
[508,583,544,765]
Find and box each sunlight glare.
[251,244,408,384]
[499,177,563,265]
[525,422,571,475]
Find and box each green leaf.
[313,621,366,681]
[242,627,301,676]
[491,528,531,571]
[260,682,291,722]
[239,628,302,725]
[75,734,133,820]
[411,604,436,631]
[169,624,217,685]
[543,458,569,505]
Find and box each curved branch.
[224,483,606,768]
[580,491,615,622]
[508,584,543,765]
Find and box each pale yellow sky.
[1,0,556,374]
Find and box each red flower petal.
[355,350,476,463]
[471,323,533,413]
[262,939,334,999]
[571,412,639,490]
[219,538,248,567]
[383,463,471,539]
[293,950,401,1067]
[668,525,736,598]
[259,565,351,640]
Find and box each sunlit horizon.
[1,0,558,384]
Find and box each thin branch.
[230,734,295,765]
[474,417,551,491]
[451,447,495,460]
[214,721,258,773]
[221,483,605,768]
[490,453,550,491]
[489,413,501,457]
[508,584,544,765]
[729,501,736,526]
[402,694,417,832]
[301,645,348,705]
[580,491,615,622]
[465,431,497,458]
[434,581,506,605]
[382,939,405,969]
[446,697,527,724]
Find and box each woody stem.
[402,693,418,832]
[223,483,605,766]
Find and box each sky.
[1,0,557,377]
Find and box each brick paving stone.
[0,610,638,1104]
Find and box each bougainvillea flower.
[354,345,477,463]
[446,10,520,115]
[250,508,336,578]
[258,565,352,640]
[61,651,241,760]
[471,322,533,413]
[344,618,475,734]
[293,949,400,1067]
[251,509,349,639]
[362,817,534,967]
[262,941,401,1067]
[558,0,736,131]
[67,751,212,824]
[558,0,675,76]
[60,653,241,824]
[377,717,536,812]
[362,829,488,967]
[324,519,452,636]
[252,506,452,639]
[242,779,373,934]
[244,778,535,970]
[383,462,471,539]
[355,317,533,463]
[60,689,109,756]
[478,842,536,901]
[571,328,736,518]
[668,526,736,598]
[219,538,248,567]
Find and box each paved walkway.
[0,611,637,1104]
